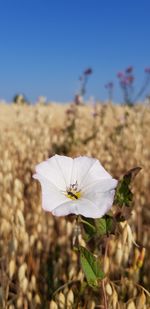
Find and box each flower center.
[66,181,81,200]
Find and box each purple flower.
[145,67,150,74]
[117,72,124,78]
[125,66,133,74]
[84,68,93,75]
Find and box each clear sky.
[0,0,150,103]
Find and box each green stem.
[79,217,96,232]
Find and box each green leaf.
[79,246,104,288]
[81,217,96,241]
[95,218,107,236]
[95,215,116,236]
[115,179,133,207]
[114,167,141,207]
[105,216,116,234]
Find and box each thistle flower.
[117,72,124,78]
[145,67,150,74]
[125,66,133,74]
[33,155,118,218]
[84,68,93,75]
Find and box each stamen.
[66,181,81,200]
[67,191,81,200]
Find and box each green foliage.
[80,217,96,241]
[95,215,115,236]
[115,167,141,207]
[81,215,115,241]
[95,217,106,236]
[115,178,133,207]
[79,246,104,288]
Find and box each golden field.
[0,102,150,309]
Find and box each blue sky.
[0,0,150,103]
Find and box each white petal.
[71,156,112,189]
[52,197,113,218]
[51,189,115,218]
[54,155,74,188]
[83,178,118,193]
[81,190,116,218]
[52,201,79,216]
[33,155,117,218]
[76,198,105,218]
[33,174,68,211]
[35,155,73,190]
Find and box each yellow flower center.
[66,181,81,200]
[67,190,81,200]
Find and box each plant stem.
[79,217,96,231]
[53,280,80,296]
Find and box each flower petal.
[35,155,73,190]
[81,190,116,218]
[52,201,79,216]
[33,174,68,211]
[71,156,112,189]
[76,198,106,218]
[51,190,115,218]
[34,155,117,218]
[54,155,74,188]
[52,195,114,218]
[83,178,118,193]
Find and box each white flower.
[33,155,118,218]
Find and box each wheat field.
[0,102,150,308]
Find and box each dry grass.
[0,102,150,308]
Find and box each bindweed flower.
[33,155,118,218]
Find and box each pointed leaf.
[95,215,116,236]
[79,246,104,288]
[95,218,107,236]
[115,167,141,207]
[124,167,142,183]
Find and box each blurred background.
[0,1,150,308]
